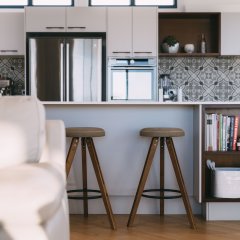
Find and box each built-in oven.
[107,57,157,101]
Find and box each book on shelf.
[233,116,239,151]
[226,116,231,151]
[205,114,213,151]
[205,113,239,151]
[229,116,235,151]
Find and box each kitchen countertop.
[43,101,240,106]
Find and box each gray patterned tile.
[159,56,240,102]
[211,57,236,71]
[182,57,205,72]
[0,56,24,95]
[183,81,205,101]
[197,66,220,87]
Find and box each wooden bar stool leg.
[66,137,79,178]
[86,137,117,230]
[127,137,159,227]
[160,137,165,216]
[166,137,196,229]
[81,138,88,218]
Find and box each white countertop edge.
[42,101,240,106]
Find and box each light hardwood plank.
[70,214,240,240]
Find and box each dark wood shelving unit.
[158,12,221,56]
[202,105,240,202]
[158,53,220,57]
[204,197,240,203]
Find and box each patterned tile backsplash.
[0,56,24,96]
[159,57,240,102]
[1,56,240,101]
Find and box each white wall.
[74,0,240,12]
[184,0,240,12]
[74,0,88,6]
[74,0,185,11]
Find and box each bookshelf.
[202,105,240,202]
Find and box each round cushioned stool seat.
[140,128,184,137]
[66,127,105,138]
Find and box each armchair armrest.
[40,120,66,181]
[0,121,66,225]
[0,162,65,225]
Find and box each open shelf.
[203,152,240,202]
[158,12,221,56]
[204,197,240,202]
[158,53,220,57]
[203,151,240,155]
[202,104,240,202]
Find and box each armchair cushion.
[0,162,65,225]
[0,96,45,169]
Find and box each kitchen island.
[44,101,240,220]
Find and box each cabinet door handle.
[134,51,152,54]
[0,50,18,53]
[67,26,86,29]
[112,51,131,54]
[46,27,65,29]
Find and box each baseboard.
[204,202,240,220]
[68,195,201,215]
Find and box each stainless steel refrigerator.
[28,36,103,102]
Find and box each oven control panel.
[108,58,157,67]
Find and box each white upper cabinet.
[25,7,66,32]
[107,7,157,57]
[0,13,24,55]
[25,7,107,33]
[107,7,132,57]
[66,7,107,32]
[221,13,240,55]
[132,7,157,57]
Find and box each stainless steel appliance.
[160,74,177,102]
[107,58,157,101]
[27,34,105,102]
[0,79,13,96]
[160,74,171,101]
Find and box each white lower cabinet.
[0,12,24,55]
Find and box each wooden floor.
[70,214,240,240]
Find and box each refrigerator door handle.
[60,43,64,102]
[66,42,70,102]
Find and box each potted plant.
[162,35,179,54]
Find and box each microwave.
[107,58,158,101]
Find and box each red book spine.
[233,116,239,151]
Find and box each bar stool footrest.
[142,188,182,199]
[67,189,102,200]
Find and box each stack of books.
[205,113,239,151]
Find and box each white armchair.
[0,96,69,240]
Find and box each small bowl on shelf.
[184,44,195,54]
